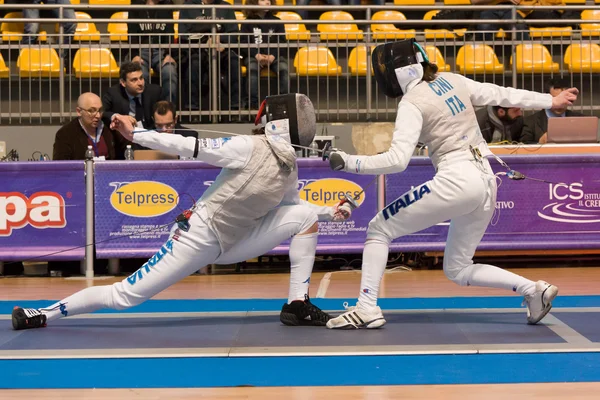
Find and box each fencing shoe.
[280,294,331,326]
[12,307,47,330]
[523,281,559,325]
[326,302,386,329]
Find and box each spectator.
[520,78,583,144]
[132,100,199,153]
[179,0,243,113]
[128,0,179,103]
[473,0,530,41]
[53,93,129,160]
[476,106,524,143]
[102,62,162,138]
[240,0,289,110]
[296,0,341,20]
[21,0,76,45]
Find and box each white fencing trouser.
[41,205,317,322]
[357,151,536,308]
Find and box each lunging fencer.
[325,39,577,329]
[12,94,355,330]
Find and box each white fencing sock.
[40,285,113,322]
[357,239,390,309]
[288,232,317,303]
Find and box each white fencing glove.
[331,195,359,222]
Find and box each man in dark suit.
[132,101,199,157]
[53,92,129,160]
[102,62,162,132]
[521,78,584,144]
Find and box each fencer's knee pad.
[365,215,392,245]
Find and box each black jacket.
[101,83,163,129]
[179,0,238,44]
[520,109,584,144]
[476,107,524,143]
[53,118,129,160]
[132,124,199,151]
[240,12,287,60]
[128,0,176,53]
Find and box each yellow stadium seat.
[348,45,376,76]
[317,11,364,41]
[70,0,81,4]
[563,0,585,3]
[1,12,47,42]
[108,12,128,42]
[529,26,572,38]
[424,46,451,72]
[423,10,465,40]
[275,12,311,41]
[73,48,120,79]
[371,11,416,40]
[564,43,600,73]
[17,48,63,78]
[394,0,435,4]
[444,0,469,3]
[240,65,277,77]
[293,46,342,76]
[224,0,233,3]
[510,44,559,73]
[0,53,10,78]
[581,10,600,37]
[456,44,504,74]
[174,11,179,41]
[55,12,100,42]
[89,0,131,4]
[242,0,284,4]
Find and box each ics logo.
[0,192,66,236]
[299,178,365,207]
[109,181,179,217]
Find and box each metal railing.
[0,3,599,124]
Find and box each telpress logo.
[297,178,365,207]
[537,182,600,223]
[0,191,66,236]
[109,181,179,217]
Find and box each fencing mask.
[372,39,430,98]
[255,93,316,148]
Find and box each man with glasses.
[132,101,198,154]
[53,92,129,160]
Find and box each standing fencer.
[325,39,577,329]
[12,94,355,330]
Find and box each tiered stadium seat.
[581,10,600,37]
[174,11,179,41]
[108,12,128,42]
[317,11,364,41]
[425,46,451,72]
[529,26,572,38]
[456,44,504,74]
[564,43,600,73]
[242,0,284,4]
[563,0,585,3]
[394,0,435,4]
[443,0,470,3]
[56,12,100,42]
[510,44,559,73]
[423,10,465,40]
[73,48,120,78]
[1,12,47,42]
[17,48,63,78]
[89,0,131,4]
[275,12,311,41]
[0,53,10,78]
[293,46,342,76]
[348,45,375,76]
[371,11,416,40]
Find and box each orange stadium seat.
[444,0,470,3]
[511,44,559,73]
[275,12,311,41]
[371,11,416,41]
[0,53,10,78]
[56,12,101,42]
[564,43,600,73]
[348,45,375,76]
[17,48,63,78]
[317,11,364,41]
[456,44,505,74]
[425,46,451,72]
[581,10,600,37]
[73,48,120,78]
[1,12,47,42]
[88,0,131,4]
[423,10,465,40]
[394,0,435,4]
[108,12,128,42]
[174,11,179,41]
[293,46,342,76]
[529,26,572,38]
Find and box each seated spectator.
[240,0,289,110]
[296,0,341,20]
[21,0,76,45]
[53,93,129,160]
[179,0,243,114]
[520,78,583,144]
[128,0,178,103]
[476,106,524,143]
[132,101,198,155]
[102,62,162,138]
[473,0,529,41]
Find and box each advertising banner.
[0,161,86,260]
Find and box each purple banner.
[0,161,86,261]
[385,154,600,251]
